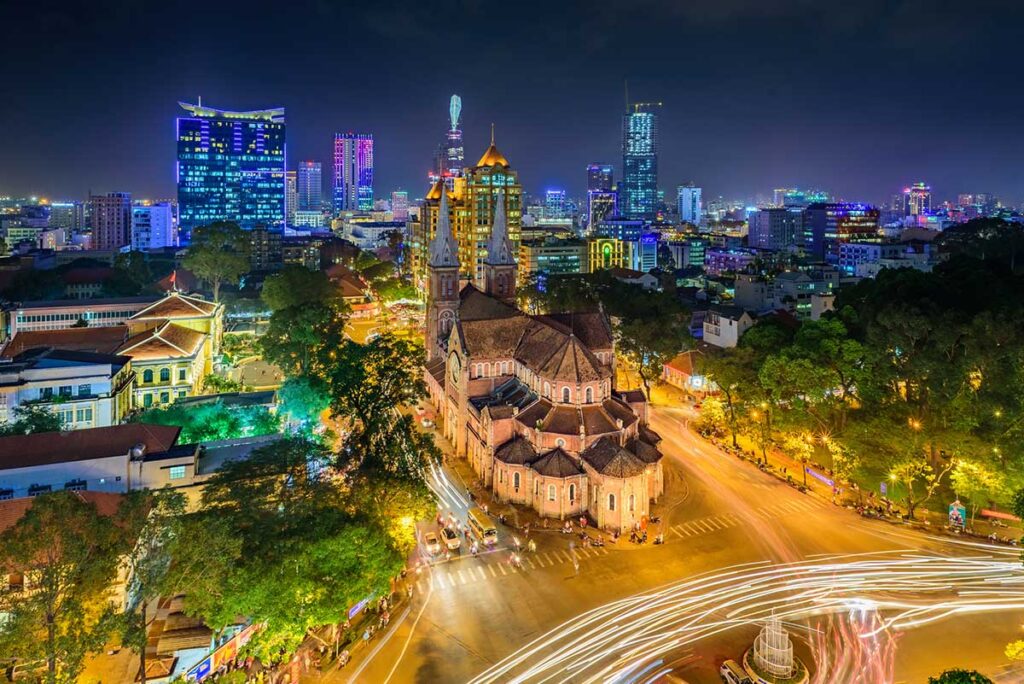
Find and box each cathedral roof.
[476,143,509,168]
[626,436,663,465]
[534,312,614,350]
[426,179,446,200]
[581,437,649,478]
[512,397,635,436]
[530,448,584,479]
[458,284,521,322]
[494,436,537,465]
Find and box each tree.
[260,302,348,378]
[1005,640,1024,661]
[278,375,330,432]
[183,221,250,301]
[615,316,690,400]
[0,493,126,684]
[781,432,815,487]
[950,459,1004,526]
[133,401,279,443]
[890,453,956,520]
[702,347,760,447]
[117,490,186,684]
[260,266,342,312]
[0,404,65,436]
[928,669,993,684]
[167,438,406,662]
[105,251,153,297]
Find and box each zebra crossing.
[667,498,825,540]
[418,546,611,590]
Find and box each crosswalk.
[667,497,826,540]
[417,546,611,591]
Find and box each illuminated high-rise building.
[285,171,297,225]
[416,129,521,285]
[545,189,567,219]
[89,192,132,250]
[621,103,660,221]
[297,161,322,212]
[391,191,410,221]
[131,203,177,250]
[333,133,374,212]
[676,183,702,225]
[903,182,931,216]
[587,190,617,231]
[587,163,614,192]
[802,203,880,261]
[176,102,286,231]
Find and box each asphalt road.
[340,404,1024,684]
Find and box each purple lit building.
[333,133,374,212]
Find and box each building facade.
[176,102,286,231]
[621,104,659,221]
[90,192,132,250]
[333,133,374,212]
[801,203,880,261]
[423,193,664,531]
[748,207,801,251]
[587,163,614,192]
[131,203,177,250]
[297,161,322,212]
[518,238,588,280]
[676,183,702,225]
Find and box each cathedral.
[423,154,665,532]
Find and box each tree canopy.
[183,221,251,301]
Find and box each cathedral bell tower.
[481,189,517,304]
[426,188,460,362]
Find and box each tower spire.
[490,123,495,146]
[484,190,515,266]
[429,188,459,268]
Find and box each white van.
[719,660,753,684]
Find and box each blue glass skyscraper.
[176,102,286,232]
[621,104,659,221]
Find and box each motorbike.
[590,536,605,547]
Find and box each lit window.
[513,472,520,489]
[608,493,616,511]
[169,465,186,480]
[548,484,556,501]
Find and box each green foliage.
[133,401,280,443]
[0,404,65,436]
[935,218,1024,273]
[103,251,154,297]
[261,266,343,312]
[202,373,247,394]
[183,221,251,301]
[928,669,993,684]
[0,492,129,684]
[0,268,64,301]
[278,376,330,430]
[615,316,690,399]
[260,302,349,377]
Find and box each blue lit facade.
[621,107,658,221]
[176,102,286,232]
[801,202,881,262]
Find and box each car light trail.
[469,552,1024,684]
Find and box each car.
[719,660,752,684]
[441,526,461,551]
[421,418,434,428]
[423,532,441,555]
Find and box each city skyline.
[2,1,1023,205]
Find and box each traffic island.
[741,617,809,684]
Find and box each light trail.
[468,552,1024,684]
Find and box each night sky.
[3,0,1023,205]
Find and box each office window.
[59,385,72,397]
[65,479,87,491]
[169,465,186,480]
[41,387,53,399]
[78,384,92,396]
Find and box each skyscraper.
[285,171,297,226]
[297,161,322,212]
[89,192,132,250]
[587,191,617,231]
[176,102,286,231]
[903,182,931,216]
[391,191,409,221]
[587,163,614,192]
[621,103,660,221]
[677,183,702,225]
[545,189,567,219]
[131,203,177,250]
[748,208,801,251]
[333,133,374,212]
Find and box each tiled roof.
[535,312,613,350]
[458,284,520,322]
[530,333,608,383]
[130,292,219,321]
[0,326,130,358]
[0,423,182,471]
[494,437,537,465]
[530,447,583,479]
[0,491,124,534]
[627,437,663,464]
[665,351,697,375]
[426,358,446,385]
[459,317,528,358]
[581,437,648,478]
[10,347,131,369]
[639,424,662,445]
[117,322,206,360]
[615,389,647,404]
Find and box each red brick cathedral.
[423,186,664,532]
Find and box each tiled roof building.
[424,184,664,531]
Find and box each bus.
[467,507,498,546]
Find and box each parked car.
[424,532,441,555]
[719,660,752,684]
[441,526,461,551]
[421,418,434,428]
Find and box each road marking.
[499,563,507,576]
[560,550,574,563]
[488,564,497,578]
[417,579,425,593]
[457,570,466,584]
[476,566,487,581]
[526,557,536,569]
[713,515,735,528]
[579,548,591,558]
[671,526,685,538]
[702,518,723,531]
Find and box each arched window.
[159,368,170,383]
[143,369,153,383]
[548,484,556,501]
[568,483,576,502]
[628,494,636,512]
[483,363,490,376]
[513,472,520,490]
[544,382,550,397]
[585,387,593,403]
[608,493,616,511]
[562,387,571,403]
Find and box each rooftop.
[0,423,182,471]
[0,326,130,358]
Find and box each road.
[339,404,1024,684]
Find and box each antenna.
[198,95,202,107]
[624,80,629,113]
[490,123,495,146]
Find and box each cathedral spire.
[485,190,515,266]
[429,188,459,268]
